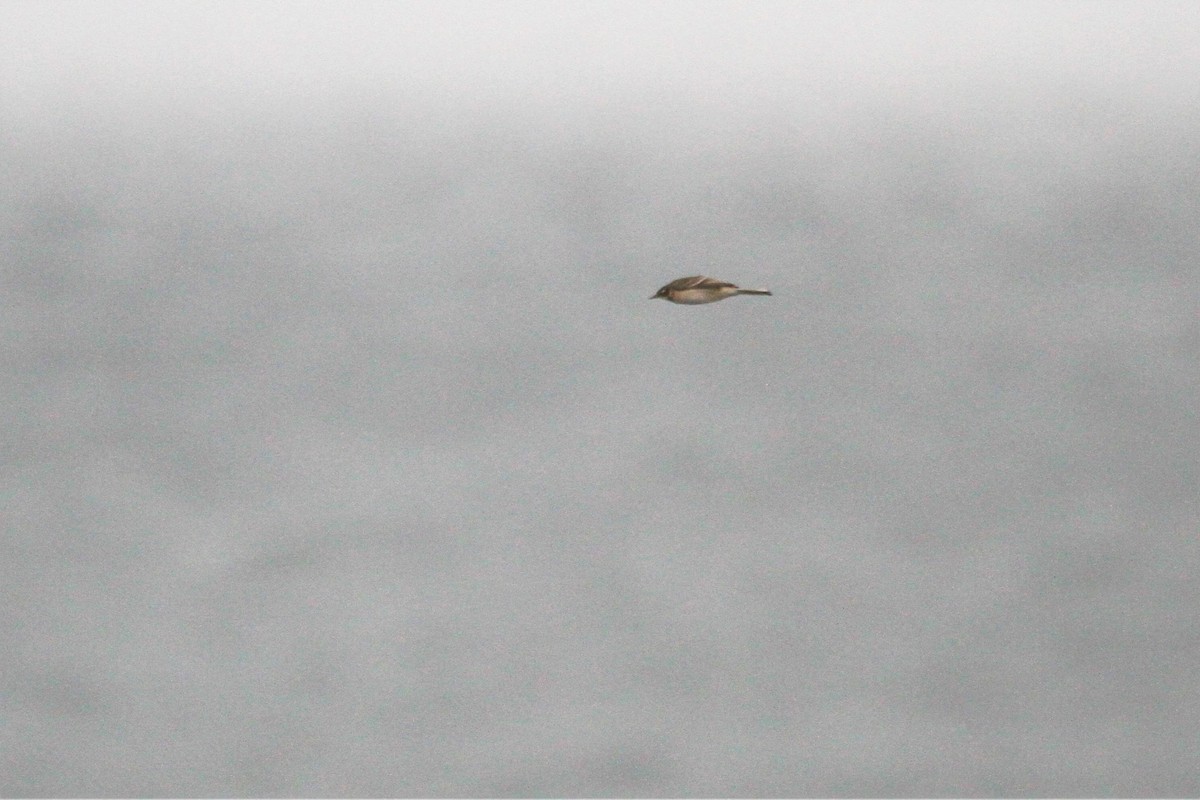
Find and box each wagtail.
[650,276,773,305]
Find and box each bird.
[650,276,773,305]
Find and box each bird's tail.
[735,288,772,296]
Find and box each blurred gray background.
[3,2,1198,796]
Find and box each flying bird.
[650,276,773,305]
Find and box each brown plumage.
[650,276,773,305]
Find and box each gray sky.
[5,2,1200,114]
[3,2,1199,796]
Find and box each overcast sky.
[5,2,1200,114]
[3,2,1199,796]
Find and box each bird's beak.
[649,294,660,300]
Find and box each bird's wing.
[669,276,736,290]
